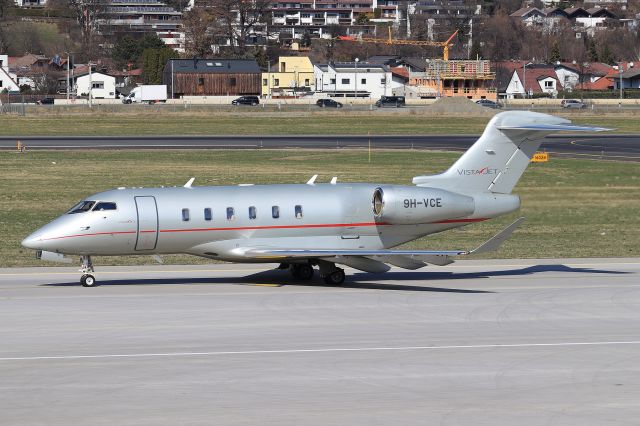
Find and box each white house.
[0,55,20,93]
[313,62,401,99]
[505,66,562,98]
[75,71,117,99]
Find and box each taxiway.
[1,258,639,425]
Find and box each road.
[1,134,639,161]
[1,259,639,425]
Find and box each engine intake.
[372,186,475,224]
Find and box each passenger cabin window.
[295,205,303,219]
[227,207,235,221]
[93,202,117,211]
[182,208,190,221]
[204,208,212,221]
[272,205,280,219]
[68,201,95,214]
[249,206,257,220]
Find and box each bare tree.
[68,0,107,59]
[210,0,271,54]
[182,8,215,56]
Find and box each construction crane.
[337,28,459,61]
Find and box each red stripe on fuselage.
[39,218,488,241]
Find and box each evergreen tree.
[600,45,615,65]
[587,38,599,62]
[550,41,561,63]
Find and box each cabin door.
[135,196,159,251]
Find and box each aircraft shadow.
[40,269,490,293]
[40,264,627,292]
[352,264,630,282]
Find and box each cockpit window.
[68,201,95,214]
[93,202,117,211]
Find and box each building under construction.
[405,59,496,99]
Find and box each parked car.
[36,97,55,105]
[375,96,406,108]
[232,96,259,106]
[316,99,343,108]
[561,99,586,109]
[475,99,502,109]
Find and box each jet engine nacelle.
[372,186,475,224]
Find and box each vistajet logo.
[456,167,500,176]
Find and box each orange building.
[408,60,496,99]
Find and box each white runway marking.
[2,341,640,362]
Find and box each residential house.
[75,70,117,99]
[0,55,20,93]
[13,0,47,7]
[262,56,315,97]
[505,64,562,98]
[163,59,261,97]
[615,65,640,89]
[314,62,399,98]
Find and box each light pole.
[619,63,623,102]
[89,63,93,108]
[523,62,527,99]
[354,57,359,100]
[267,60,271,99]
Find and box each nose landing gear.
[79,255,96,287]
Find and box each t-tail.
[413,111,610,194]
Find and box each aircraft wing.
[243,217,525,271]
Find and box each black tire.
[297,264,314,280]
[323,269,345,285]
[81,274,97,287]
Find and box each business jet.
[22,111,607,287]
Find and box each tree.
[469,39,483,60]
[600,44,615,65]
[0,0,13,20]
[143,47,178,84]
[68,0,108,59]
[112,34,166,68]
[550,41,561,63]
[587,38,599,62]
[209,0,272,54]
[355,13,369,25]
[182,8,215,57]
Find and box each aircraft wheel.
[323,268,345,285]
[297,264,314,280]
[81,274,97,287]
[290,264,314,280]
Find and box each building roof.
[619,68,640,79]
[390,66,409,80]
[582,76,613,90]
[510,7,543,17]
[514,66,562,93]
[167,59,261,74]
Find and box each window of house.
[361,78,366,84]
[342,78,350,84]
[274,78,280,85]
[272,205,280,219]
[0,81,3,87]
[304,79,310,86]
[182,208,190,221]
[380,78,386,84]
[92,81,104,89]
[263,78,268,85]
[227,207,235,220]
[230,77,237,86]
[249,206,257,219]
[330,78,336,84]
[204,208,212,221]
[198,77,204,85]
[545,80,553,88]
[295,205,303,219]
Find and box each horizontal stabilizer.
[498,124,611,132]
[469,217,525,255]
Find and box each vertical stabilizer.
[413,111,608,194]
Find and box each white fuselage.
[22,183,520,262]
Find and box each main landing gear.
[281,261,346,285]
[79,255,97,287]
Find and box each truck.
[122,85,168,104]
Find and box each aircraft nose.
[21,232,43,250]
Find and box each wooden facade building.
[163,59,261,97]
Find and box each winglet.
[469,217,525,255]
[306,174,318,185]
[330,176,337,184]
[184,177,195,188]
